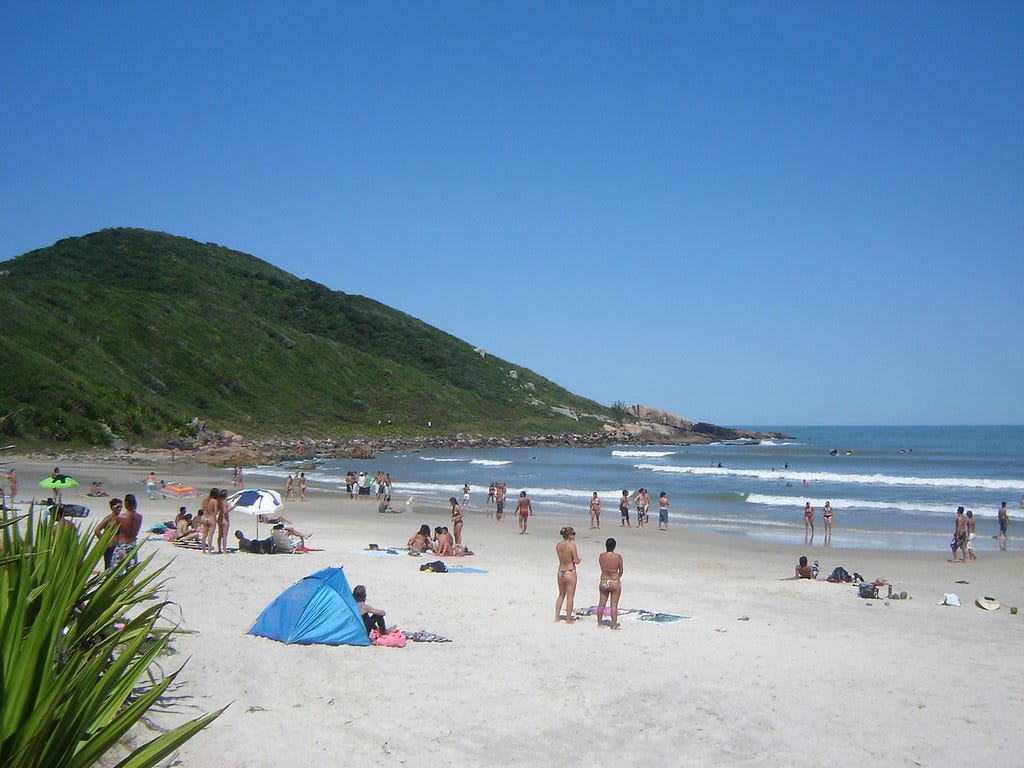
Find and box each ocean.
[250,426,1024,553]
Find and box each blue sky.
[2,2,1021,426]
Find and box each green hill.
[0,228,619,445]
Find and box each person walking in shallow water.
[997,502,1009,550]
[555,527,581,622]
[822,500,833,544]
[803,502,815,543]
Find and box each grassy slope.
[0,228,616,444]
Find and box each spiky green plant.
[0,506,224,768]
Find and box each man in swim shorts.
[619,490,630,528]
[516,490,532,534]
[951,506,967,562]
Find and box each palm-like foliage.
[0,507,223,768]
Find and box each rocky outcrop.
[604,405,791,446]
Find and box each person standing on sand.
[997,502,1009,550]
[597,538,624,630]
[555,527,581,622]
[95,497,124,569]
[495,482,506,522]
[516,490,532,534]
[803,502,815,541]
[217,489,231,554]
[299,472,307,501]
[619,490,631,528]
[449,496,465,546]
[966,510,977,561]
[590,492,601,529]
[951,506,967,562]
[201,488,219,554]
[110,494,143,570]
[285,473,294,501]
[658,491,669,531]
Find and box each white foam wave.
[612,450,676,458]
[418,457,464,463]
[743,493,970,516]
[470,459,513,467]
[635,464,1023,491]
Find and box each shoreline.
[4,453,1023,766]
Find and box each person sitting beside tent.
[407,524,434,553]
[352,585,393,636]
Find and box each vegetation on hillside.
[0,229,617,444]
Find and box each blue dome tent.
[248,567,370,646]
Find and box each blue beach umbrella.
[227,488,284,539]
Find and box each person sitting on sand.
[88,481,108,497]
[378,497,398,513]
[433,526,454,556]
[175,507,199,540]
[352,585,394,636]
[795,555,815,579]
[407,524,434,553]
[271,522,311,551]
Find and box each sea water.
[251,426,1024,553]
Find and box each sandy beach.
[7,454,1024,767]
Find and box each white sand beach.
[8,455,1024,767]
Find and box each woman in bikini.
[555,526,581,622]
[407,524,434,553]
[201,488,220,554]
[803,501,815,541]
[433,526,453,556]
[597,537,624,630]
[216,488,231,553]
[589,492,601,529]
[822,500,833,541]
[449,496,465,545]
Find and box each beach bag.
[827,566,852,583]
[858,583,878,599]
[370,629,407,648]
[419,560,448,573]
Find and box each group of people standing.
[94,494,143,570]
[951,502,1011,561]
[802,501,834,544]
[604,489,669,531]
[343,470,391,500]
[284,472,308,501]
[555,527,625,629]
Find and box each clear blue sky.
[2,2,1021,426]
